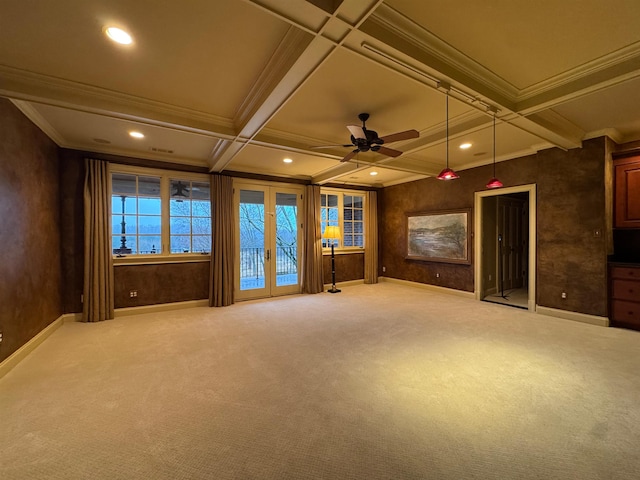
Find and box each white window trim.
[320,187,366,253]
[109,164,211,264]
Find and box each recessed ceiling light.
[460,142,472,150]
[370,171,378,176]
[129,131,144,139]
[104,27,133,45]
[283,158,293,163]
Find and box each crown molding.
[10,99,65,146]
[366,4,519,101]
[0,64,236,138]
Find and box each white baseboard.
[0,314,65,379]
[379,276,476,299]
[114,299,209,317]
[536,306,609,327]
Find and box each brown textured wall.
[114,263,210,308]
[59,149,85,313]
[323,252,364,284]
[0,98,62,362]
[380,138,608,317]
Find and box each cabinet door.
[615,158,640,228]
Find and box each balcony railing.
[240,246,298,289]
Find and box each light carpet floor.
[1,282,640,479]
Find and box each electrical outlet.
[561,292,567,299]
[0,330,3,344]
[436,273,440,278]
[382,266,386,273]
[129,290,138,298]
[488,274,492,281]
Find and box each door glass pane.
[239,189,265,291]
[275,192,298,287]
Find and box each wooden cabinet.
[614,156,640,228]
[610,265,640,330]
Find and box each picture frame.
[406,209,471,264]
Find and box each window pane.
[354,209,363,220]
[170,198,191,216]
[344,223,353,234]
[170,179,191,199]
[139,236,161,254]
[191,182,210,201]
[344,195,353,207]
[193,235,211,253]
[328,194,338,207]
[139,176,161,196]
[139,215,161,234]
[192,200,210,217]
[354,235,363,247]
[353,196,363,208]
[112,174,136,195]
[111,195,137,214]
[192,217,211,235]
[170,216,191,235]
[139,197,161,215]
[171,235,191,253]
[344,209,352,220]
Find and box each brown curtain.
[364,190,379,284]
[301,184,324,293]
[83,158,114,322]
[210,174,235,306]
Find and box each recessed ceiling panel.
[386,0,640,90]
[228,144,338,179]
[26,103,218,165]
[553,76,640,142]
[0,0,290,118]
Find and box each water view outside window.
[111,172,211,256]
[112,174,161,254]
[170,179,211,253]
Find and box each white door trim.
[474,184,537,311]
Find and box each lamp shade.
[323,225,341,240]
[486,177,504,189]
[436,167,460,180]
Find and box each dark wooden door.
[498,197,526,291]
[615,156,640,228]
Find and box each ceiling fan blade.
[310,144,354,149]
[347,124,366,140]
[378,129,419,144]
[340,150,359,163]
[377,146,403,158]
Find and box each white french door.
[234,182,303,300]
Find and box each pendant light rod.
[436,85,459,180]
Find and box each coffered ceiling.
[2,0,639,187]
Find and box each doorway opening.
[474,184,537,311]
[234,181,303,301]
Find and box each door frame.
[474,184,537,311]
[234,180,303,301]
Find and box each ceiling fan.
[312,113,419,162]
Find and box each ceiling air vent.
[150,147,174,154]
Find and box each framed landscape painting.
[406,209,471,264]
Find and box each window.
[170,179,212,254]
[321,189,365,249]
[111,168,211,257]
